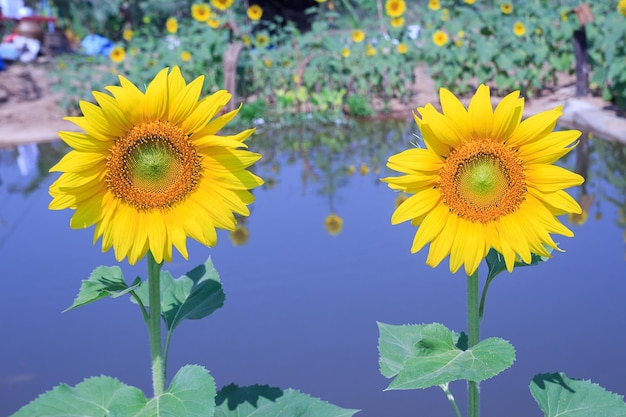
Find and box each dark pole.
[573,27,589,97]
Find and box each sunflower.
[109,46,125,63]
[352,29,365,43]
[432,30,448,46]
[191,4,211,22]
[166,17,178,33]
[122,29,133,42]
[385,0,406,17]
[255,33,270,48]
[359,163,371,175]
[49,66,263,265]
[247,4,263,21]
[382,85,584,274]
[500,3,513,14]
[365,44,376,56]
[397,42,408,54]
[207,18,220,29]
[618,0,626,15]
[513,21,526,36]
[391,16,405,28]
[229,224,250,246]
[211,0,233,11]
[181,51,192,61]
[341,47,350,58]
[428,0,441,11]
[464,0,476,4]
[325,213,343,236]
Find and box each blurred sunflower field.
[49,0,626,119]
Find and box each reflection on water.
[0,123,625,417]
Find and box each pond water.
[0,120,625,417]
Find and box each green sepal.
[10,365,216,417]
[485,248,552,282]
[64,266,141,312]
[531,372,626,417]
[133,257,225,332]
[378,322,516,390]
[214,384,359,417]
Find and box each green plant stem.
[147,250,165,396]
[440,383,462,417]
[468,270,480,417]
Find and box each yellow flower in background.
[191,3,211,22]
[316,0,327,2]
[455,39,463,47]
[207,18,220,29]
[385,0,406,17]
[142,15,151,24]
[229,224,250,246]
[618,0,626,15]
[359,163,370,175]
[242,35,251,46]
[347,164,356,175]
[394,193,409,209]
[457,30,465,38]
[49,66,263,265]
[292,74,300,84]
[560,9,569,21]
[181,51,192,61]
[341,47,350,58]
[391,16,405,27]
[325,213,343,236]
[264,58,272,67]
[428,0,441,11]
[366,44,376,56]
[441,8,450,21]
[211,0,233,11]
[382,85,584,275]
[397,42,407,54]
[166,17,178,33]
[464,0,476,4]
[122,29,133,41]
[352,29,365,43]
[110,46,125,63]
[513,21,526,36]
[247,4,263,21]
[500,3,513,14]
[432,30,448,46]
[535,28,542,35]
[256,33,269,48]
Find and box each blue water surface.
[0,121,624,417]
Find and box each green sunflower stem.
[468,270,480,417]
[147,250,166,397]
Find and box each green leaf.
[134,257,225,332]
[378,322,515,390]
[10,376,146,417]
[485,248,552,282]
[530,372,626,417]
[64,266,141,312]
[135,365,216,417]
[214,384,359,417]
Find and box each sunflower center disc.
[439,141,526,223]
[106,121,202,210]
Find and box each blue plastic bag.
[80,34,113,56]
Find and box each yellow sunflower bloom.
[325,213,343,236]
[366,44,376,56]
[49,66,263,265]
[618,0,626,15]
[247,4,263,21]
[191,4,211,22]
[207,18,220,29]
[385,0,406,17]
[166,17,178,34]
[428,0,441,11]
[181,51,192,61]
[229,224,250,245]
[122,29,133,42]
[464,0,476,4]
[211,0,233,11]
[397,42,408,54]
[242,35,251,46]
[341,47,350,58]
[352,29,365,43]
[255,33,269,48]
[513,21,526,36]
[500,3,513,14]
[432,30,448,46]
[391,16,405,27]
[382,85,584,275]
[110,46,125,63]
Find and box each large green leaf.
[531,372,626,417]
[214,384,359,417]
[134,257,225,331]
[378,322,515,390]
[11,366,216,417]
[135,365,216,417]
[10,375,146,417]
[64,266,141,312]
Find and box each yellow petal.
[169,75,204,125]
[491,91,523,141]
[468,84,493,139]
[507,106,562,147]
[410,204,449,253]
[143,67,170,121]
[184,90,232,135]
[525,165,584,192]
[391,187,441,225]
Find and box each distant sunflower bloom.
[397,42,408,54]
[256,33,269,48]
[49,66,263,265]
[385,0,406,17]
[229,224,250,246]
[110,46,125,63]
[211,0,233,11]
[191,3,211,22]
[513,21,526,36]
[464,0,476,4]
[359,163,370,175]
[352,29,365,43]
[366,44,376,56]
[181,51,192,61]
[122,29,133,41]
[242,35,251,46]
[263,58,272,67]
[428,0,441,11]
[391,16,405,27]
[560,9,569,21]
[207,18,220,29]
[247,4,263,20]
[382,85,584,274]
[325,213,343,236]
[166,17,178,34]
[432,30,448,46]
[500,3,513,14]
[618,0,626,15]
[341,47,350,58]
[441,8,450,21]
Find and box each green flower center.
[456,155,509,209]
[127,140,182,193]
